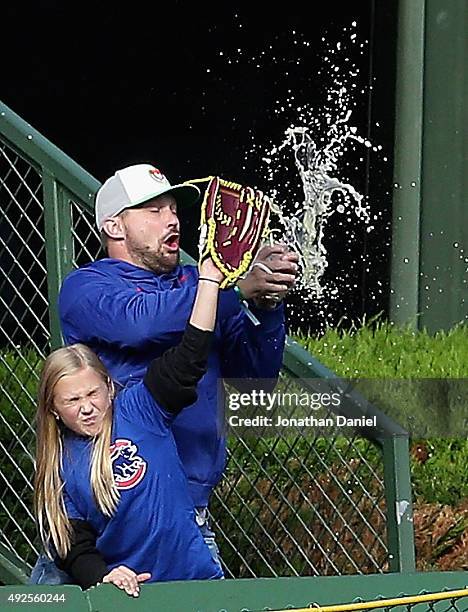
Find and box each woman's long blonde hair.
[34,344,120,559]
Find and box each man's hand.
[237,245,299,309]
[102,565,151,597]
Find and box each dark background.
[2,0,398,334]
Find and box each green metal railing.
[2,570,468,612]
[0,98,415,582]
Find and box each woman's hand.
[102,565,151,597]
[199,257,224,284]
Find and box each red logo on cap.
[149,168,166,182]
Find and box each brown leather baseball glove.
[187,176,271,288]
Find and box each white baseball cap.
[95,163,201,230]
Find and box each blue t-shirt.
[61,382,222,582]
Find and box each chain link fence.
[0,149,44,566]
[0,100,415,579]
[212,426,387,578]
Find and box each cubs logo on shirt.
[110,439,147,490]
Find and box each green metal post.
[390,0,425,329]
[43,172,74,349]
[391,0,468,332]
[382,435,415,572]
[419,0,468,332]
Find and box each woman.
[34,259,224,597]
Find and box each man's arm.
[219,245,297,381]
[219,303,286,381]
[59,266,239,348]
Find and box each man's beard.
[126,238,179,274]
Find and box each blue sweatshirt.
[62,381,223,582]
[59,258,286,506]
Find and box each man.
[58,163,298,568]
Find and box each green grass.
[0,348,42,564]
[293,318,468,378]
[411,439,468,506]
[293,319,468,434]
[294,319,468,506]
